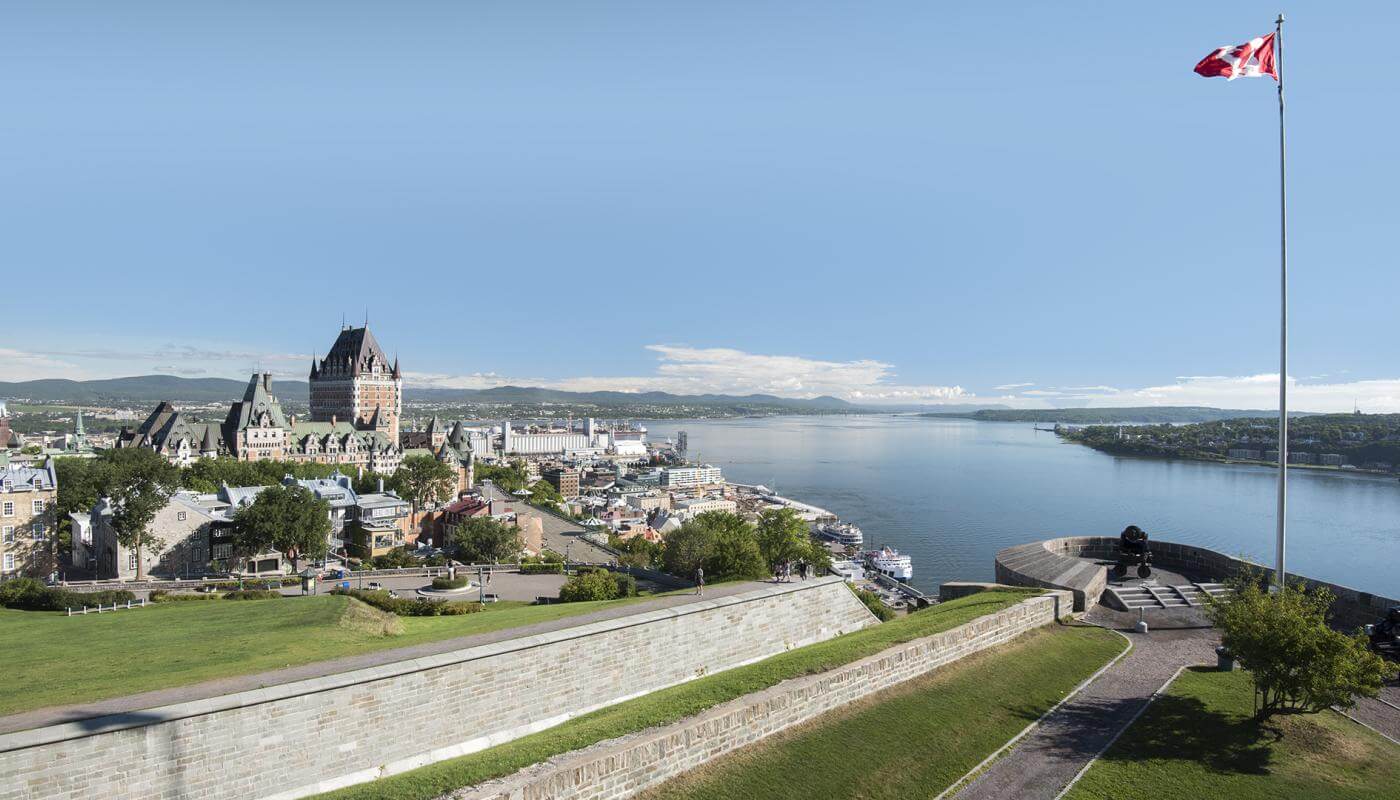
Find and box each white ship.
[815,521,864,548]
[863,547,914,582]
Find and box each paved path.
[0,580,765,737]
[479,483,615,563]
[953,606,1219,800]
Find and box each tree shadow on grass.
[1002,691,1273,776]
[1095,693,1273,775]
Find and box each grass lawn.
[1065,667,1400,800]
[642,624,1126,800]
[311,588,1047,800]
[0,593,657,717]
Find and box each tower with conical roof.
[308,323,403,439]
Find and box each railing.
[66,598,148,616]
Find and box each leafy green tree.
[1206,571,1393,719]
[610,533,662,570]
[528,479,563,507]
[230,484,331,572]
[54,457,111,555]
[451,516,521,564]
[390,454,457,520]
[474,459,530,493]
[558,570,622,602]
[103,448,181,580]
[755,508,810,572]
[663,511,766,582]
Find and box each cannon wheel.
[1137,564,1152,579]
[1112,562,1128,578]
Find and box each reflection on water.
[642,416,1400,597]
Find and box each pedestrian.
[695,566,705,596]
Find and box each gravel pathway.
[0,580,765,736]
[953,607,1219,800]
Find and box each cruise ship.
[863,547,914,582]
[815,520,864,548]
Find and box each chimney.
[290,414,297,426]
[377,476,385,493]
[331,414,337,426]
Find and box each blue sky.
[3,2,1396,410]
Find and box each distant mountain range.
[925,407,1320,424]
[0,374,1004,415]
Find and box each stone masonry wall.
[0,578,875,800]
[454,590,1074,800]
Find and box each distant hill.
[0,376,309,404]
[924,406,1320,424]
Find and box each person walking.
[695,566,705,596]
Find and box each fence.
[65,598,148,616]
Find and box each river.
[640,415,1400,598]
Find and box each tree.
[662,511,767,582]
[1206,571,1393,719]
[558,570,623,602]
[452,517,521,564]
[755,508,810,572]
[54,456,111,556]
[230,484,331,572]
[474,460,530,493]
[528,479,563,507]
[390,455,456,521]
[610,533,662,570]
[103,448,181,580]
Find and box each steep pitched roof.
[225,373,289,432]
[319,326,390,377]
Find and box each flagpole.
[1274,12,1288,590]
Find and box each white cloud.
[994,382,1035,391]
[407,345,966,403]
[0,348,88,382]
[1116,374,1400,412]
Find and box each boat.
[815,520,864,547]
[863,547,914,582]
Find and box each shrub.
[222,589,282,600]
[149,589,218,603]
[520,562,564,575]
[852,586,896,622]
[0,580,136,612]
[558,570,635,603]
[431,576,470,590]
[330,588,483,617]
[371,550,420,569]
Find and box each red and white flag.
[1194,33,1277,80]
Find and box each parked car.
[367,581,384,591]
[481,593,500,604]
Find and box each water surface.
[642,416,1400,597]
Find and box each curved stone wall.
[995,536,1398,627]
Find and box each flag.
[1194,33,1277,80]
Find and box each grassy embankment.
[0,594,654,717]
[643,624,1125,800]
[310,588,1046,800]
[1065,667,1400,800]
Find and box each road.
[478,482,616,563]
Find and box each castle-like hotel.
[118,325,424,475]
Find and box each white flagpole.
[1274,12,1288,589]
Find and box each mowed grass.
[0,594,654,717]
[1065,667,1400,800]
[312,588,1045,800]
[642,624,1126,800]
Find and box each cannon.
[1365,606,1400,663]
[1112,525,1153,579]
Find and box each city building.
[673,496,738,520]
[346,491,413,559]
[310,325,403,440]
[501,420,591,456]
[660,464,723,489]
[1,458,57,577]
[118,325,407,473]
[543,467,581,499]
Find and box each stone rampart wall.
[0,578,874,800]
[454,590,1073,800]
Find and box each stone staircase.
[1104,582,1228,611]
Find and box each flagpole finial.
[1276,12,1284,25]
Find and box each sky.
[3,2,1397,411]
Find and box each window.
[32,522,45,540]
[128,553,138,571]
[176,511,187,522]
[1,502,11,517]
[2,526,12,543]
[213,543,232,559]
[2,553,12,572]
[32,499,45,514]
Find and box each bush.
[558,570,636,603]
[330,588,483,617]
[0,579,136,612]
[431,576,470,590]
[222,589,282,600]
[149,589,218,603]
[371,550,420,569]
[520,562,564,575]
[853,586,896,622]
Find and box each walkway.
[1346,684,1400,743]
[953,606,1219,800]
[478,482,616,563]
[0,580,765,736]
